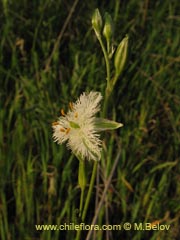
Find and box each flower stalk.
[78,158,86,217]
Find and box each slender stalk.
[97,35,111,89]
[75,226,81,240]
[95,18,114,122]
[79,187,84,218]
[82,161,98,221]
[75,161,98,240]
[103,87,111,116]
[78,159,86,218]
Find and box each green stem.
[75,161,98,240]
[97,35,112,115]
[78,159,86,218]
[82,161,98,221]
[76,188,84,240]
[75,227,81,240]
[97,35,111,89]
[79,187,84,218]
[107,40,110,56]
[103,88,110,116]
[103,73,118,116]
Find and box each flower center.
[69,121,80,129]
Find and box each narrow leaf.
[150,161,177,174]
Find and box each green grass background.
[0,0,180,239]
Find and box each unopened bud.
[92,8,103,38]
[114,35,128,78]
[103,12,113,43]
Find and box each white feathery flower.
[52,92,103,161]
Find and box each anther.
[74,112,78,118]
[52,122,59,126]
[66,128,70,134]
[69,102,74,110]
[61,109,65,116]
[60,128,66,132]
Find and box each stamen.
[69,102,74,110]
[60,128,66,132]
[61,109,65,116]
[52,122,59,126]
[66,128,70,134]
[74,112,78,118]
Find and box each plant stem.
[79,187,84,218]
[97,35,111,89]
[75,161,98,240]
[82,161,98,221]
[75,226,81,240]
[103,87,111,116]
[96,35,114,116]
[78,159,86,218]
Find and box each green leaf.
[150,161,177,174]
[94,118,123,131]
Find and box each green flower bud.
[92,8,103,38]
[114,35,128,78]
[103,12,114,43]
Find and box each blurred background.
[0,0,180,239]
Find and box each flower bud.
[92,8,103,38]
[114,35,128,78]
[103,12,113,43]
